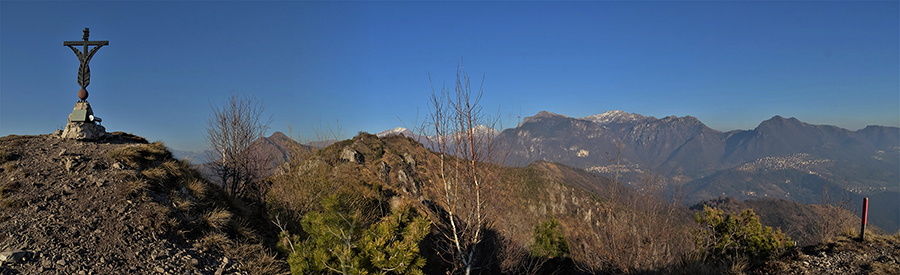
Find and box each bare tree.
[206,93,273,198]
[420,61,508,275]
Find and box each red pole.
[859,197,868,241]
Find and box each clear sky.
[2,1,897,151]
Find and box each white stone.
[62,121,107,140]
[0,250,28,263]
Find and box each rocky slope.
[0,133,255,274]
[774,234,900,275]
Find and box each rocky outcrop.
[341,148,362,164]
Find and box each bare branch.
[206,92,272,198]
[420,59,510,275]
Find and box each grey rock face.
[341,148,362,164]
[378,161,390,183]
[403,153,416,168]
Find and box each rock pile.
[60,101,109,140]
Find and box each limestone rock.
[341,148,362,164]
[378,161,390,183]
[61,101,109,140]
[61,121,108,140]
[403,152,416,168]
[0,249,29,264]
[397,169,419,195]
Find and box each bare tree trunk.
[420,60,509,274]
[206,93,272,199]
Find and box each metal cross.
[63,28,109,89]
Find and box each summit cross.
[63,28,109,100]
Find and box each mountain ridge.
[494,110,899,232]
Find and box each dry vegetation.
[107,141,285,274]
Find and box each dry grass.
[0,136,25,164]
[119,179,149,198]
[114,169,138,180]
[232,216,260,242]
[186,179,209,200]
[195,232,230,252]
[0,180,23,210]
[141,167,168,182]
[1,163,14,175]
[0,180,20,192]
[869,261,900,275]
[727,256,749,275]
[0,196,25,209]
[108,142,172,170]
[108,131,150,143]
[195,232,286,274]
[138,202,178,233]
[170,190,195,213]
[203,208,233,231]
[101,135,285,274]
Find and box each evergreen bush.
[531,217,569,259]
[280,195,430,275]
[694,205,794,265]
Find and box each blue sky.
[1,1,897,151]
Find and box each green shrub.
[281,195,430,275]
[531,217,569,258]
[694,205,794,265]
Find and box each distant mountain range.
[497,110,898,192]
[376,111,898,201]
[490,110,898,232]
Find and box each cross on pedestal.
[63,28,109,101]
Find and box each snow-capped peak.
[470,125,500,136]
[579,110,647,125]
[376,127,412,138]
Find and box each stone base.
[61,121,108,140]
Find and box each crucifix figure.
[64,28,109,101]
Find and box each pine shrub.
[281,195,430,275]
[694,205,794,265]
[531,217,570,259]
